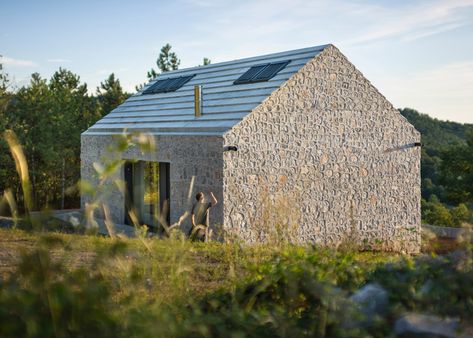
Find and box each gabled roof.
[84,44,330,136]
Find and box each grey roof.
[84,44,330,136]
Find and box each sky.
[1,0,472,123]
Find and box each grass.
[2,226,473,337]
[0,228,220,302]
[0,227,278,304]
[0,227,395,302]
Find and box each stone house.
[81,44,421,252]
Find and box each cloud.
[183,0,473,48]
[47,58,72,63]
[1,56,37,67]
[175,0,473,65]
[345,0,473,45]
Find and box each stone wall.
[222,45,421,252]
[81,134,224,233]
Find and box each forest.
[400,108,473,226]
[0,46,472,227]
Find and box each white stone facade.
[223,46,420,252]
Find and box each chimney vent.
[194,85,202,117]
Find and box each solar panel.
[142,79,168,94]
[166,75,194,92]
[142,75,195,94]
[233,64,267,84]
[253,61,290,81]
[233,60,290,85]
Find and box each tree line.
[0,67,129,210]
[0,44,208,211]
[400,108,473,227]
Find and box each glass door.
[124,161,170,230]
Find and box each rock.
[344,283,389,329]
[394,313,459,338]
[0,216,15,228]
[459,325,473,338]
[350,283,389,319]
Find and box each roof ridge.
[149,44,331,79]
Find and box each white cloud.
[1,56,37,67]
[175,0,473,64]
[346,0,473,45]
[182,0,473,48]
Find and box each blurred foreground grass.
[0,227,396,306]
[2,227,473,337]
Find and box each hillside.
[400,108,472,153]
[400,108,473,226]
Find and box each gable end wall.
[223,45,421,252]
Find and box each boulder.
[394,313,459,338]
[350,283,389,318]
[344,283,389,328]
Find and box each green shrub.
[422,196,473,227]
[0,244,119,337]
[2,232,473,337]
[369,252,473,321]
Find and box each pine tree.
[96,73,129,116]
[147,43,180,80]
[0,55,10,113]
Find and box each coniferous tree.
[0,66,132,211]
[48,68,95,208]
[0,57,14,207]
[147,43,180,80]
[96,73,130,115]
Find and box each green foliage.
[2,227,473,337]
[0,55,11,113]
[401,108,473,226]
[0,238,384,338]
[370,252,473,321]
[440,130,473,204]
[400,108,470,150]
[422,196,473,227]
[96,73,130,116]
[2,70,95,209]
[0,69,128,212]
[202,57,211,66]
[0,59,13,193]
[0,243,119,338]
[147,43,180,79]
[452,203,471,224]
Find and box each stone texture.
[81,134,224,234]
[394,313,459,338]
[222,45,421,252]
[350,283,388,319]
